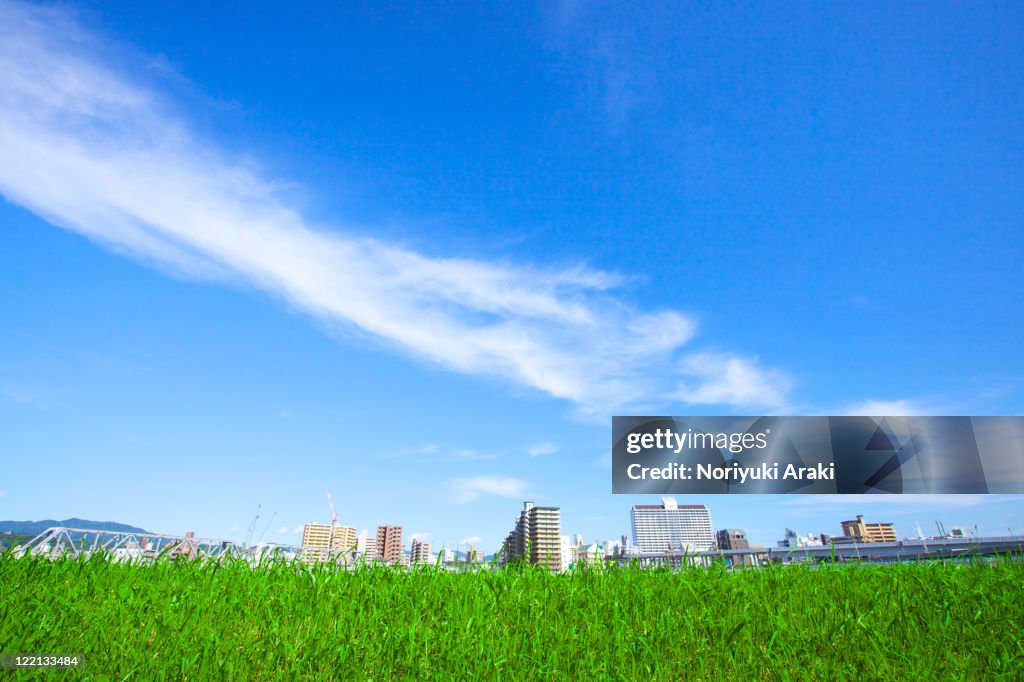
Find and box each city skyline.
[2,1,1023,552]
[5,493,1019,559]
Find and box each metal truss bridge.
[13,527,247,562]
[11,527,354,564]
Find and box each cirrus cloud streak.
[0,0,789,415]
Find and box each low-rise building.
[716,528,750,550]
[840,515,896,543]
[777,528,824,549]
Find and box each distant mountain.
[0,518,150,536]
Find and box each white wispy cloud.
[374,444,441,460]
[276,526,289,534]
[527,442,558,457]
[784,495,1000,509]
[449,476,529,503]
[410,532,432,542]
[448,449,499,462]
[0,1,789,415]
[0,383,57,408]
[291,526,303,535]
[374,445,498,462]
[839,399,935,417]
[459,535,482,546]
[675,353,791,411]
[783,494,1020,518]
[0,490,7,499]
[546,0,649,131]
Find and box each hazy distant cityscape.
[12,495,1017,571]
[287,496,997,572]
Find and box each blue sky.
[1,0,1022,550]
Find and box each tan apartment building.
[302,522,357,560]
[841,515,897,543]
[331,525,357,551]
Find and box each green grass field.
[2,553,1022,680]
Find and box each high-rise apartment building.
[376,525,404,565]
[302,522,331,549]
[302,523,357,554]
[411,538,431,565]
[501,501,562,571]
[332,526,357,551]
[840,515,897,543]
[631,497,714,553]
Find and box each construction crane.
[326,487,338,550]
[242,504,261,549]
[327,487,338,525]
